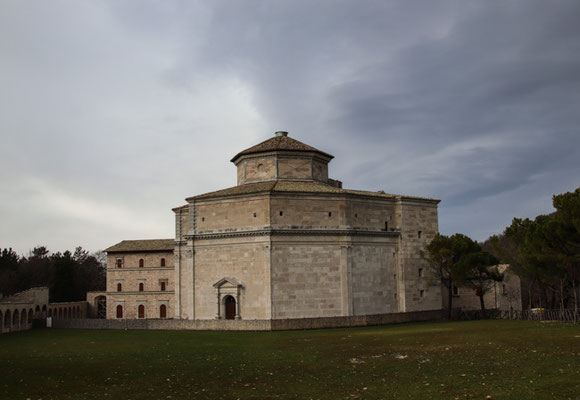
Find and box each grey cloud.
[1,0,579,254]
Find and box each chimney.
[275,131,288,137]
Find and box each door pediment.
[213,277,243,289]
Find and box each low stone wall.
[271,309,445,330]
[52,318,271,331]
[51,309,444,331]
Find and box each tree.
[456,251,502,317]
[423,233,480,319]
[0,245,106,301]
[551,188,580,314]
[489,188,580,312]
[0,248,20,296]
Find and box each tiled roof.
[188,180,439,202]
[231,135,334,162]
[105,239,175,253]
[188,181,277,200]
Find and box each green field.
[1,320,579,399]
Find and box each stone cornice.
[185,228,401,240]
[107,267,175,272]
[106,291,175,295]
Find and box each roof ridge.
[230,135,333,162]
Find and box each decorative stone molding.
[185,228,401,241]
[213,278,244,320]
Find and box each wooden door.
[225,296,236,320]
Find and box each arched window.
[21,309,27,324]
[139,282,144,292]
[116,305,123,318]
[159,304,167,319]
[138,304,145,319]
[139,259,144,268]
[48,309,53,317]
[4,310,10,328]
[117,283,122,292]
[160,258,166,267]
[28,309,33,323]
[116,258,123,268]
[13,310,19,326]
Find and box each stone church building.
[105,132,441,321]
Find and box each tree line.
[0,246,106,302]
[424,187,579,318]
[486,187,580,313]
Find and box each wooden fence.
[500,308,579,323]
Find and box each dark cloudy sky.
[1,1,579,255]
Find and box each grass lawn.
[1,320,579,400]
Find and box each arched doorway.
[138,304,145,319]
[159,304,167,319]
[116,305,123,319]
[224,296,236,320]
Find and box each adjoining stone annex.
[105,131,441,321]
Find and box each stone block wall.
[106,293,172,320]
[345,198,396,231]
[192,236,271,320]
[270,195,346,229]
[242,157,277,183]
[195,196,270,234]
[271,237,343,319]
[106,250,175,320]
[277,158,312,179]
[350,240,399,315]
[398,200,441,312]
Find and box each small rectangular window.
[385,222,388,231]
[418,268,423,277]
[116,259,123,268]
[280,211,283,216]
[394,293,397,299]
[328,212,332,217]
[201,217,205,222]
[418,231,422,238]
[160,281,166,291]
[420,290,425,298]
[253,213,257,218]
